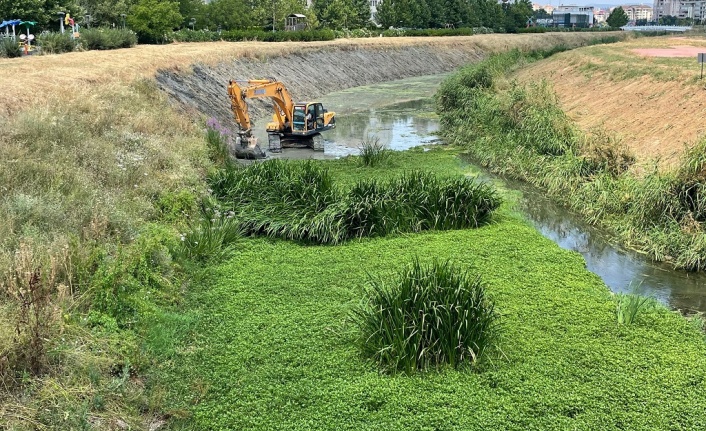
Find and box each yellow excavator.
[227,79,336,158]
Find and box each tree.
[606,6,628,28]
[351,0,372,27]
[176,0,203,27]
[533,8,550,19]
[127,0,182,43]
[0,0,82,31]
[503,0,532,32]
[78,0,136,28]
[204,0,253,30]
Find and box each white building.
[623,4,654,20]
[553,5,594,27]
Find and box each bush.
[0,38,23,58]
[353,258,500,374]
[38,32,75,54]
[80,28,137,50]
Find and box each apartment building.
[624,4,653,20]
[654,0,706,20]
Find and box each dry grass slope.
[514,35,706,168]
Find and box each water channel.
[262,74,706,314]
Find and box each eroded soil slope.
[515,36,706,167]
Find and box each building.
[677,0,706,19]
[594,8,609,22]
[532,3,556,13]
[654,0,706,21]
[370,0,381,18]
[623,4,653,20]
[553,5,594,27]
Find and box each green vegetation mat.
[147,149,706,430]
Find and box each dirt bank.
[515,36,706,167]
[150,33,623,129]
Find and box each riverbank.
[514,35,706,168]
[438,47,706,271]
[148,148,706,430]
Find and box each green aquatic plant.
[353,258,500,374]
[209,160,501,244]
[358,139,391,167]
[616,286,654,325]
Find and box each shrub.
[89,226,176,328]
[358,139,391,167]
[205,117,236,168]
[0,38,23,58]
[38,32,75,54]
[353,258,500,374]
[80,28,137,50]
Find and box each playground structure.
[1,19,36,52]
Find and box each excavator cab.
[292,103,330,134]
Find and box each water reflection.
[504,176,706,314]
[260,98,441,159]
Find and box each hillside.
[514,36,706,167]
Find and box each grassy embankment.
[147,147,706,430]
[514,36,706,167]
[0,34,624,429]
[438,42,706,270]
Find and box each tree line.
[0,0,535,43]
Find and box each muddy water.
[264,74,706,313]
[503,177,706,314]
[252,75,445,159]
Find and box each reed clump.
[209,159,500,244]
[353,258,500,374]
[359,139,391,167]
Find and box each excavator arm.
[227,79,296,135]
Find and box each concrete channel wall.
[155,33,624,129]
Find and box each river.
[262,74,706,314]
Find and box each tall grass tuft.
[210,160,500,244]
[616,289,654,325]
[353,258,500,374]
[358,139,391,167]
[175,205,243,262]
